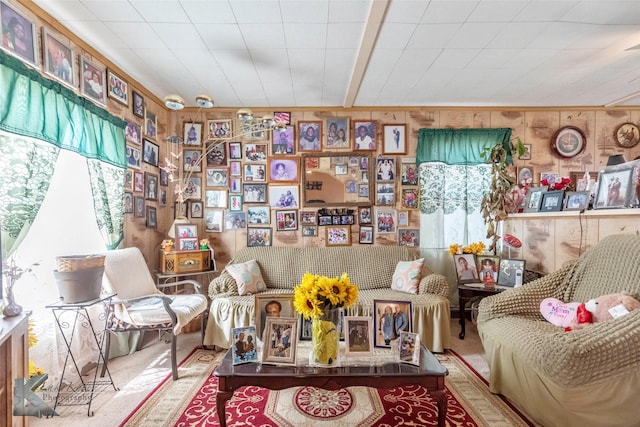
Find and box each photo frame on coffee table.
[262,317,298,366]
[232,326,257,365]
[497,259,526,287]
[539,190,565,212]
[344,316,374,357]
[523,187,547,213]
[398,331,421,366]
[373,299,412,348]
[453,254,479,284]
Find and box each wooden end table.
[458,284,504,339]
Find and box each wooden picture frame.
[232,326,258,365]
[158,189,167,206]
[298,121,322,151]
[184,177,202,200]
[0,1,38,65]
[205,209,224,232]
[373,299,412,348]
[353,120,378,151]
[133,170,144,193]
[398,229,419,247]
[262,317,298,366]
[124,169,134,192]
[383,124,407,154]
[184,149,202,173]
[243,143,268,163]
[272,125,295,155]
[344,316,373,357]
[175,223,198,244]
[144,109,157,139]
[326,117,350,149]
[302,225,317,237]
[125,120,141,145]
[243,164,266,182]
[43,27,75,88]
[208,119,232,139]
[476,255,500,283]
[142,139,159,167]
[326,225,351,246]
[107,69,129,106]
[570,171,597,192]
[225,211,246,230]
[134,196,145,218]
[523,187,547,213]
[275,209,298,231]
[400,162,418,185]
[375,157,396,182]
[206,167,228,187]
[518,166,534,187]
[539,190,565,212]
[594,167,634,209]
[551,126,586,159]
[143,172,158,201]
[564,191,590,211]
[358,206,372,224]
[80,55,106,105]
[205,189,228,208]
[359,225,374,244]
[126,145,141,170]
[132,90,144,118]
[123,191,133,213]
[497,259,526,287]
[398,331,421,366]
[454,254,480,284]
[190,201,203,218]
[145,206,157,229]
[300,211,317,225]
[159,168,169,186]
[519,143,532,160]
[247,227,272,247]
[268,157,299,183]
[243,183,268,204]
[184,122,203,146]
[268,185,299,208]
[254,294,295,341]
[230,161,242,177]
[397,210,409,227]
[401,188,419,209]
[229,141,242,159]
[375,208,396,234]
[274,111,291,125]
[247,206,270,225]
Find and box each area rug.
[120,348,535,427]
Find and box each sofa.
[203,246,451,352]
[477,234,640,427]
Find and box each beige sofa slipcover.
[477,234,640,427]
[204,246,451,352]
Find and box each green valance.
[0,50,126,168]
[416,128,513,166]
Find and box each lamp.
[164,94,185,110]
[607,154,627,166]
[195,95,214,109]
[236,108,254,121]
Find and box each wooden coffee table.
[214,344,448,427]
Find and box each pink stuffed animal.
[567,291,640,331]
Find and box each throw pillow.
[226,259,267,296]
[391,258,424,294]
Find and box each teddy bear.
[566,291,640,331]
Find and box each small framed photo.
[159,169,169,186]
[244,143,268,163]
[300,211,317,225]
[376,158,396,182]
[225,211,247,230]
[205,209,224,232]
[262,317,297,366]
[230,161,242,177]
[454,253,479,284]
[184,122,203,146]
[564,191,590,211]
[401,188,419,209]
[374,300,412,348]
[183,177,201,200]
[247,227,272,247]
[359,225,374,244]
[206,141,227,167]
[126,145,141,170]
[144,172,158,201]
[345,180,357,193]
[398,229,419,247]
[123,192,133,213]
[43,28,75,88]
[398,331,420,366]
[125,120,141,145]
[134,196,145,218]
[523,187,547,213]
[302,225,317,236]
[344,316,373,357]
[178,237,198,251]
[133,170,144,193]
[183,149,202,172]
[539,190,565,212]
[359,184,369,198]
[107,69,129,106]
[243,183,268,204]
[132,90,144,118]
[144,109,157,139]
[298,121,322,151]
[272,126,295,155]
[326,225,351,246]
[206,168,228,187]
[174,201,188,219]
[268,157,299,183]
[232,326,257,365]
[229,194,243,212]
[358,206,372,224]
[518,166,534,187]
[269,185,299,208]
[0,1,38,65]
[326,117,350,149]
[519,143,532,160]
[244,164,267,182]
[540,171,560,186]
[274,112,291,125]
[397,210,409,227]
[205,189,228,208]
[158,189,167,206]
[400,162,418,185]
[353,121,377,151]
[255,294,295,341]
[190,201,203,218]
[497,259,526,287]
[145,206,157,229]
[276,210,298,231]
[80,56,106,105]
[383,124,407,154]
[318,215,332,226]
[124,169,134,192]
[229,141,242,159]
[570,171,597,193]
[175,223,198,240]
[247,206,270,225]
[299,316,313,340]
[208,119,232,139]
[594,167,634,209]
[142,139,159,167]
[476,255,500,283]
[230,177,242,194]
[375,208,397,234]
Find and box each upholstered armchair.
[101,247,208,380]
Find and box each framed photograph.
[206,168,228,187]
[344,316,373,357]
[302,225,317,237]
[374,300,412,348]
[123,192,133,214]
[540,171,560,186]
[375,208,396,234]
[400,162,418,186]
[229,141,242,159]
[476,255,500,283]
[229,194,243,212]
[247,227,272,247]
[353,121,377,151]
[359,225,374,244]
[175,223,198,240]
[595,167,634,209]
[298,121,322,151]
[345,180,357,193]
[145,109,157,139]
[383,124,406,154]
[570,171,597,193]
[269,185,299,208]
[497,259,526,287]
[107,69,128,106]
[398,331,420,366]
[158,189,167,206]
[124,169,134,192]
[242,120,268,140]
[401,188,419,209]
[268,157,299,183]
[551,126,586,159]
[178,237,198,251]
[0,1,38,65]
[243,183,268,204]
[275,210,297,231]
[335,165,348,175]
[145,206,157,229]
[262,317,298,366]
[144,172,158,201]
[539,190,565,212]
[244,164,267,182]
[398,229,419,247]
[142,139,159,167]
[397,210,409,227]
[205,209,224,232]
[190,201,203,218]
[134,196,145,218]
[454,253,479,284]
[208,119,232,139]
[523,187,547,213]
[564,191,590,211]
[376,191,393,206]
[326,117,350,149]
[225,211,247,230]
[519,143,532,160]
[126,145,141,170]
[247,206,270,225]
[299,315,313,340]
[272,125,295,155]
[340,214,354,225]
[230,161,242,177]
[518,166,534,187]
[184,122,203,146]
[159,168,169,186]
[274,111,291,125]
[43,28,75,88]
[375,158,396,182]
[326,225,351,246]
[174,201,188,219]
[300,211,317,225]
[80,56,105,105]
[132,90,144,118]
[244,143,268,163]
[358,206,372,224]
[232,326,257,365]
[206,141,227,166]
[183,149,202,172]
[318,215,332,226]
[133,170,144,193]
[254,294,295,341]
[230,177,242,194]
[183,177,201,200]
[125,120,141,145]
[205,189,228,208]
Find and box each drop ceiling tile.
[528,22,595,50]
[513,1,578,22]
[376,23,417,49]
[323,49,357,82]
[489,22,551,49]
[421,1,477,24]
[327,0,369,23]
[77,1,143,22]
[468,49,520,69]
[240,24,286,49]
[447,23,503,49]
[384,0,428,24]
[197,24,245,50]
[103,22,157,49]
[34,0,96,21]
[564,1,640,25]
[326,23,364,49]
[149,23,207,49]
[284,23,327,48]
[280,0,329,23]
[230,0,281,24]
[432,49,480,68]
[407,23,461,49]
[130,1,189,23]
[467,1,527,22]
[181,1,236,23]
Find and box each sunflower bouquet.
[448,241,486,256]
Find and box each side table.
[457,285,504,339]
[46,294,119,416]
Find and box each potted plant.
[161,239,174,252]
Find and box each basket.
[56,254,106,272]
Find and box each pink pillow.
[226,259,267,296]
[391,258,424,294]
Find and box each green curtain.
[87,160,125,250]
[416,128,513,166]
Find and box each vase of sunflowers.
[293,272,358,366]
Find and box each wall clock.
[550,126,586,159]
[614,122,640,148]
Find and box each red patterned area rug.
[120,348,535,427]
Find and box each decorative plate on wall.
[550,126,586,159]
[614,122,640,148]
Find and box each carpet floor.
[120,348,535,427]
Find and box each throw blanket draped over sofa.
[204,246,451,352]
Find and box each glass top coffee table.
[214,344,448,427]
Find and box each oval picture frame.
[614,122,640,148]
[550,126,586,159]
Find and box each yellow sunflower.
[293,285,323,319]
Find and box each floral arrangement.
[161,239,174,249]
[293,273,358,320]
[200,238,210,248]
[448,241,486,256]
[541,177,574,191]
